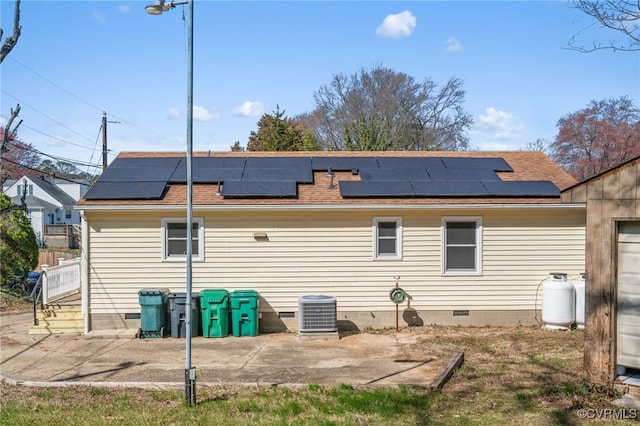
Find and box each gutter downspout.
[80,210,90,335]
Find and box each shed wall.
[562,158,640,384]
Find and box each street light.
[145,0,196,406]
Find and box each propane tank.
[541,272,575,330]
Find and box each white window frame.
[441,216,482,276]
[16,184,33,196]
[373,217,402,260]
[162,217,204,262]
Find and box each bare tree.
[523,138,559,159]
[303,64,473,151]
[0,0,21,63]
[569,0,640,52]
[1,0,23,189]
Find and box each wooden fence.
[38,251,79,271]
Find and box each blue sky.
[1,1,638,173]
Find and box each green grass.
[1,326,635,425]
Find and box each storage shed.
[561,156,640,390]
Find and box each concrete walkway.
[1,313,462,389]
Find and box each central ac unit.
[298,295,337,332]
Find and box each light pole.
[145,0,196,406]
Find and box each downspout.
[80,210,90,335]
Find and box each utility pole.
[101,112,119,171]
[102,113,108,171]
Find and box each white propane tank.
[573,273,586,330]
[541,272,575,330]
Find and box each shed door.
[617,222,640,370]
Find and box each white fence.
[42,258,81,304]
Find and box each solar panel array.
[83,155,560,200]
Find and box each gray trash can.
[168,292,201,338]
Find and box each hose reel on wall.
[389,287,409,304]
[389,276,412,331]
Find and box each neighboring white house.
[3,175,89,248]
[76,151,586,333]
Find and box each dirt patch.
[0,290,31,315]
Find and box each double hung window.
[442,217,482,275]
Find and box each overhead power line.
[1,89,99,148]
[0,156,93,185]
[0,117,117,154]
[6,139,104,170]
[7,56,105,114]
[8,55,179,144]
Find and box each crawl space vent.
[298,295,337,332]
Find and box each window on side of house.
[442,217,482,275]
[16,184,33,196]
[162,218,204,261]
[374,217,402,260]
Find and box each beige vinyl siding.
[86,208,585,316]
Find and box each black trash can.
[168,292,201,338]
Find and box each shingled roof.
[77,151,577,207]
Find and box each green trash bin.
[230,290,259,337]
[200,289,229,338]
[138,288,170,338]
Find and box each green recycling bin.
[230,290,259,337]
[200,289,229,338]
[138,288,170,338]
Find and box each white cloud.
[376,11,416,39]
[168,107,180,119]
[92,12,107,23]
[476,107,525,140]
[479,141,511,151]
[193,105,219,121]
[233,101,267,117]
[445,37,463,52]
[117,5,131,13]
[469,107,526,150]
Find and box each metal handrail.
[31,272,44,326]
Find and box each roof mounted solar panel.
[376,157,446,169]
[427,167,500,181]
[339,181,415,197]
[246,157,311,169]
[412,180,490,196]
[241,167,313,183]
[99,167,175,182]
[108,157,182,170]
[311,157,379,171]
[482,180,560,197]
[169,167,244,183]
[168,157,246,182]
[440,157,513,172]
[192,157,247,168]
[221,180,297,198]
[84,181,166,200]
[359,168,431,181]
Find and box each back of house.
[76,151,585,332]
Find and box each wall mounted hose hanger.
[390,275,412,331]
[389,287,409,304]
